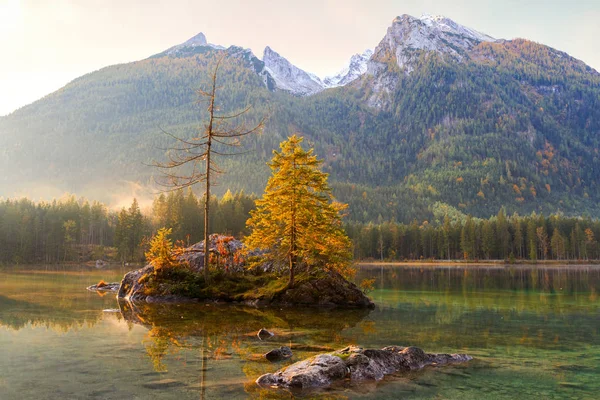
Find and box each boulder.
[256,345,472,390]
[117,264,155,301]
[269,271,375,308]
[178,234,246,273]
[265,346,293,362]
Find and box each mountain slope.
[262,46,325,96]
[2,14,600,223]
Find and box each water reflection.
[118,299,371,368]
[356,264,600,294]
[1,265,599,399]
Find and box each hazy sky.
[1,0,599,116]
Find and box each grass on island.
[138,266,277,301]
[137,265,340,302]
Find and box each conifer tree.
[245,135,353,287]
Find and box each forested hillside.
[2,19,600,223]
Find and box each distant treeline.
[2,193,599,264]
[0,190,256,264]
[347,209,600,261]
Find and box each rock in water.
[265,346,293,362]
[257,328,274,340]
[256,345,472,389]
[268,271,375,308]
[117,264,155,301]
[87,282,120,292]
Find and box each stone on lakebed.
[256,345,472,390]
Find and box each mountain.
[2,14,600,223]
[164,32,226,55]
[365,13,497,108]
[323,49,373,88]
[262,46,324,96]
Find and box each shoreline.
[357,260,600,267]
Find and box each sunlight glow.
[0,0,23,34]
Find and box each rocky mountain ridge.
[153,14,501,98]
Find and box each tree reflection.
[117,299,371,397]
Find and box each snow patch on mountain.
[419,14,495,43]
[262,46,325,96]
[323,49,374,88]
[368,14,497,75]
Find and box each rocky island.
[113,234,374,308]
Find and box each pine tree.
[442,214,451,260]
[245,135,353,287]
[481,220,495,260]
[496,207,510,259]
[527,218,538,261]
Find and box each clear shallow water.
[1,264,599,399]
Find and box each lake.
[1,264,599,399]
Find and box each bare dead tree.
[153,54,266,279]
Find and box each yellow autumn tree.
[145,228,179,271]
[244,135,353,287]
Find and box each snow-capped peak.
[181,32,208,46]
[364,14,497,108]
[323,49,374,88]
[262,46,324,96]
[419,14,495,42]
[368,13,497,75]
[165,32,225,55]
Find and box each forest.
[1,191,599,264]
[0,190,255,264]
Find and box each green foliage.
[115,198,148,262]
[348,209,600,261]
[0,196,117,264]
[0,190,254,264]
[144,266,279,301]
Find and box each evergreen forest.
[2,192,599,264]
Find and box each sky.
[1,0,599,116]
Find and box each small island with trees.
[116,135,373,308]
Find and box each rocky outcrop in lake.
[256,345,472,389]
[263,270,375,308]
[116,261,374,308]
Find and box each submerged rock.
[257,328,274,340]
[265,346,293,362]
[256,345,472,389]
[142,379,186,389]
[87,281,120,292]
